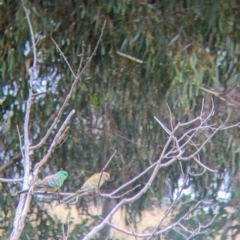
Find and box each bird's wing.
[61,174,105,204]
[37,175,60,189]
[85,173,105,189]
[82,174,98,189]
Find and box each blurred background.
[1,0,240,239]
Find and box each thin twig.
[96,200,203,239]
[19,110,75,216]
[82,101,231,240]
[34,110,75,171]
[76,20,106,80]
[98,150,117,194]
[0,153,22,173]
[126,218,137,240]
[96,127,146,147]
[30,21,106,150]
[102,184,141,199]
[0,178,23,183]
[51,38,76,78]
[9,1,37,239]
[154,116,171,135]
[147,177,188,240]
[22,1,37,66]
[77,41,85,76]
[188,168,206,177]
[166,103,174,132]
[16,125,24,159]
[116,51,144,64]
[108,161,157,197]
[192,156,217,173]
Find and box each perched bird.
[16,171,68,195]
[61,172,110,204]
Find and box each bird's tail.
[60,189,91,204]
[14,189,30,196]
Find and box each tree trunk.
[99,198,116,240]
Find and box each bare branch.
[188,167,206,177]
[126,218,137,240]
[34,109,75,171]
[8,4,238,238]
[0,178,23,183]
[96,127,146,147]
[51,38,76,78]
[22,0,37,66]
[77,41,85,76]
[154,116,171,135]
[98,150,117,194]
[76,20,106,80]
[16,126,24,159]
[147,177,188,240]
[116,51,144,64]
[82,100,238,240]
[102,184,141,199]
[180,123,224,161]
[192,156,217,173]
[0,153,22,173]
[166,103,174,132]
[30,21,106,150]
[96,200,204,239]
[9,1,38,239]
[108,161,157,197]
[82,153,172,239]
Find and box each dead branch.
[30,21,106,150]
[98,150,117,194]
[8,3,105,240]
[9,1,37,238]
[81,100,240,240]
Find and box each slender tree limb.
[16,126,24,159]
[10,110,75,239]
[0,153,21,173]
[192,156,217,173]
[116,51,144,64]
[34,110,75,171]
[30,21,106,150]
[102,184,141,199]
[22,1,37,66]
[188,167,206,177]
[77,41,85,76]
[147,178,188,240]
[82,100,240,240]
[51,38,76,78]
[0,178,23,183]
[98,150,117,194]
[126,218,137,240]
[9,1,37,239]
[97,200,205,239]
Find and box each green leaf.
[168,34,179,46]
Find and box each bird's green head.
[56,171,68,180]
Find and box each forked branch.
[82,100,240,240]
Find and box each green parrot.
[16,170,68,195]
